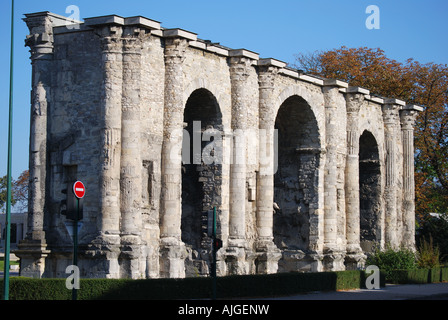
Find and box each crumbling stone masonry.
[15,11,423,279]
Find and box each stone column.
[15,12,54,278]
[400,105,422,250]
[119,25,146,278]
[159,29,195,278]
[81,20,125,278]
[255,59,283,274]
[322,79,347,271]
[344,88,367,268]
[382,98,405,248]
[226,50,256,275]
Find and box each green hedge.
[442,267,448,282]
[5,267,447,300]
[430,268,441,283]
[387,269,429,284]
[0,270,384,300]
[387,267,448,284]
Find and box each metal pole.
[72,198,79,300]
[212,206,217,300]
[3,0,15,301]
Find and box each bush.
[417,216,448,263]
[417,236,441,268]
[366,245,418,281]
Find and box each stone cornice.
[347,86,370,95]
[402,104,424,112]
[229,49,259,61]
[384,98,406,106]
[84,15,125,26]
[124,16,161,30]
[258,58,286,68]
[30,11,421,107]
[323,79,349,88]
[163,28,197,41]
[365,95,384,104]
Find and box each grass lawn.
[0,258,19,271]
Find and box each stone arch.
[183,78,231,131]
[181,88,223,277]
[358,130,382,253]
[275,85,325,146]
[273,93,322,272]
[357,117,386,172]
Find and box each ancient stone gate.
[16,11,422,279]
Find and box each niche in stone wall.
[359,130,381,253]
[273,95,320,258]
[142,160,154,209]
[181,88,223,276]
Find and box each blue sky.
[0,0,447,180]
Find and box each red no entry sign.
[73,181,86,199]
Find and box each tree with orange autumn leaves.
[294,47,448,225]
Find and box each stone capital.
[99,28,124,53]
[400,105,422,130]
[23,12,59,59]
[382,101,402,126]
[345,91,365,114]
[164,37,188,64]
[229,55,254,70]
[122,35,144,55]
[322,85,341,109]
[258,68,280,89]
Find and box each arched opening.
[181,88,222,276]
[359,130,381,253]
[273,95,320,272]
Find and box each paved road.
[0,272,20,277]
[259,282,448,300]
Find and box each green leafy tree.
[0,170,29,213]
[0,175,17,212]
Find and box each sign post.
[212,207,217,300]
[71,181,85,300]
[210,207,222,300]
[3,0,14,301]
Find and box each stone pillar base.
[323,248,346,271]
[14,238,50,278]
[145,244,160,278]
[278,250,323,272]
[225,241,249,275]
[344,244,366,270]
[255,240,281,274]
[84,234,121,278]
[119,235,146,279]
[159,238,187,278]
[345,252,367,270]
